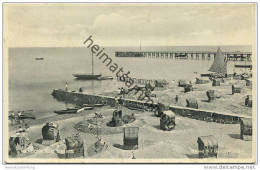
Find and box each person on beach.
[132,151,136,159]
[119,96,124,109]
[17,111,22,118]
[95,112,103,118]
[24,123,30,130]
[17,111,24,123]
[114,96,121,110]
[175,95,179,103]
[16,126,25,136]
[65,81,68,91]
[114,96,118,108]
[152,97,159,114]
[118,87,126,98]
[10,112,15,124]
[79,87,83,93]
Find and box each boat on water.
[73,74,101,80]
[208,48,227,75]
[175,54,188,59]
[200,73,211,77]
[200,48,227,77]
[35,57,44,60]
[234,64,252,70]
[73,52,102,80]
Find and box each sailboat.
[73,52,102,80]
[208,47,227,76]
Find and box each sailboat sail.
[209,48,227,75]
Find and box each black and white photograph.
[3,2,256,164]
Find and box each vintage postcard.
[3,3,256,163]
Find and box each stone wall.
[52,89,250,124]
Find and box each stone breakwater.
[51,89,251,124]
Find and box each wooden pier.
[52,89,251,124]
[115,51,252,61]
[116,76,168,86]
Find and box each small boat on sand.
[97,76,113,80]
[54,108,78,114]
[200,73,211,77]
[82,107,94,110]
[54,106,93,114]
[9,110,36,120]
[125,106,145,112]
[18,113,36,120]
[82,104,104,107]
[54,107,91,114]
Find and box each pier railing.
[115,51,252,61]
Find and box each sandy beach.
[8,75,253,160]
[9,107,252,160]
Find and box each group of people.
[9,111,23,124]
[118,83,157,104]
[65,82,85,93]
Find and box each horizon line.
[7,45,253,48]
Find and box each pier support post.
[240,54,243,61]
[234,54,237,61]
[196,53,199,60]
[208,53,211,60]
[226,54,230,61]
[175,53,178,59]
[170,53,173,59]
[247,54,251,61]
[202,53,205,60]
[165,53,168,59]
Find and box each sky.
[4,3,256,47]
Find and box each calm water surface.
[8,46,251,118]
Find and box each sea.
[8,46,252,119]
